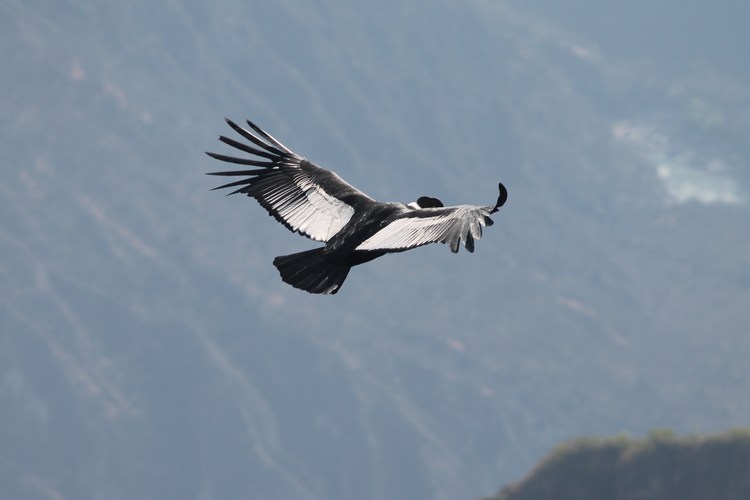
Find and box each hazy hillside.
[488,429,750,500]
[1,1,748,500]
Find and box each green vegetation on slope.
[488,429,750,500]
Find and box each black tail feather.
[273,248,351,295]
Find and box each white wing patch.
[256,170,355,242]
[356,206,493,253]
[283,178,355,241]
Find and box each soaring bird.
[207,119,508,295]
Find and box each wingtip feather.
[491,182,508,213]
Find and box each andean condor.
[207,119,507,295]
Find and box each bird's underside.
[207,118,507,294]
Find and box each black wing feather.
[218,135,278,160]
[224,118,287,156]
[207,119,372,242]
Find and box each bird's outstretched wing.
[356,204,496,253]
[207,119,373,243]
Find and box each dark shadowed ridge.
[486,429,750,500]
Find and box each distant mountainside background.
[2,1,748,500]
[487,429,750,500]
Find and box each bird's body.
[208,119,507,294]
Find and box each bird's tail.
[273,248,351,295]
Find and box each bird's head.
[407,196,444,209]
